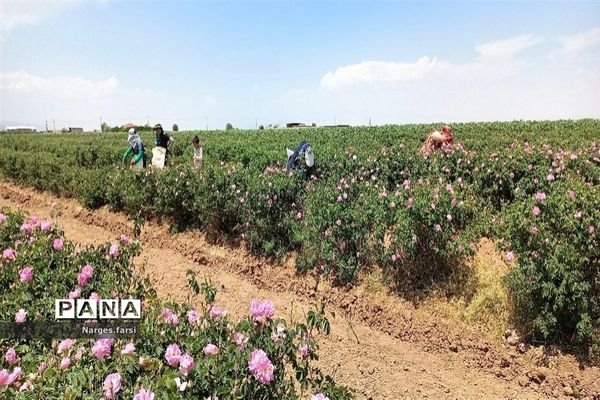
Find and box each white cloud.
[321,35,540,90]
[473,34,540,60]
[0,71,118,98]
[0,0,81,40]
[559,27,600,54]
[252,84,260,91]
[205,94,216,104]
[321,57,438,90]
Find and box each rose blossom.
[179,354,195,375]
[19,266,33,283]
[103,372,122,399]
[53,238,63,251]
[58,339,75,354]
[248,349,275,384]
[109,243,119,257]
[91,338,114,359]
[134,389,155,400]
[233,332,249,350]
[203,344,219,356]
[121,342,135,355]
[506,252,515,263]
[165,343,182,366]
[59,358,71,370]
[5,348,19,365]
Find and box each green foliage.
[0,120,599,350]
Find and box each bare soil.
[1,180,598,400]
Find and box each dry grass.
[421,238,513,340]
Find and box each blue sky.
[1,0,599,130]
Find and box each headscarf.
[127,128,140,148]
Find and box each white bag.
[152,147,166,169]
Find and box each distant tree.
[101,122,110,132]
[226,123,234,131]
[258,125,264,130]
[311,122,317,127]
[172,123,179,132]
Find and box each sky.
[1,0,599,131]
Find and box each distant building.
[6,126,37,133]
[286,122,306,128]
[68,127,84,133]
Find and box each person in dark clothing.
[153,123,173,164]
[286,140,315,179]
[122,128,146,168]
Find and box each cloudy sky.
[1,0,599,131]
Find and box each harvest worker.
[420,124,454,155]
[286,140,315,179]
[192,135,203,167]
[153,123,174,164]
[123,128,146,168]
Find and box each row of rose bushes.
[0,121,598,349]
[0,209,352,398]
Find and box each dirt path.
[1,180,598,399]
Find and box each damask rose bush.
[497,180,600,347]
[0,210,351,399]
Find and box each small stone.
[518,376,530,387]
[449,344,459,352]
[517,343,527,353]
[563,385,574,397]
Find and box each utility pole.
[52,119,56,133]
[45,120,48,132]
[100,116,103,132]
[205,116,208,131]
[369,117,371,127]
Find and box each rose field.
[0,120,599,398]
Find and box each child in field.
[123,128,146,168]
[192,135,203,167]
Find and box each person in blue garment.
[122,128,146,168]
[286,140,315,179]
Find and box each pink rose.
[109,243,119,257]
[233,332,248,350]
[311,394,330,400]
[69,287,81,299]
[60,358,71,370]
[5,348,19,365]
[250,299,275,323]
[165,343,182,366]
[103,372,122,399]
[248,349,274,384]
[91,338,114,359]
[298,345,310,359]
[209,305,224,318]
[40,220,52,233]
[134,389,156,400]
[179,353,195,375]
[53,238,63,251]
[121,342,136,355]
[534,192,546,202]
[532,206,541,216]
[187,309,200,326]
[203,343,219,356]
[19,266,33,283]
[20,223,33,234]
[15,309,26,324]
[119,234,130,244]
[3,248,16,261]
[506,251,515,263]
